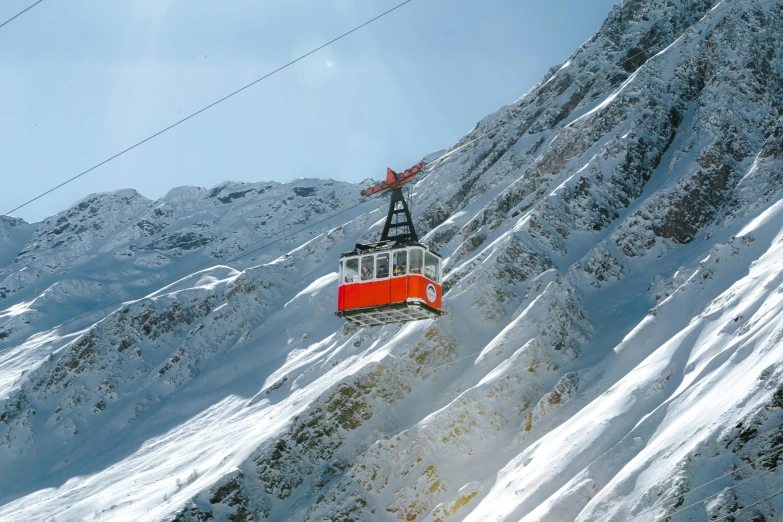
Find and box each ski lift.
[336,162,444,327]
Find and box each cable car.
[336,162,444,327]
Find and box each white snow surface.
[3,0,783,520]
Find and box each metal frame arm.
[380,187,418,244]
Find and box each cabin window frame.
[376,253,390,279]
[393,249,408,276]
[344,257,359,284]
[360,255,375,281]
[409,247,424,275]
[424,252,440,283]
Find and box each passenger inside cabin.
[361,265,373,280]
[376,254,390,279]
[393,251,408,276]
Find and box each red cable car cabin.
[336,161,444,327]
[337,244,443,327]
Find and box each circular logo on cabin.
[426,284,437,303]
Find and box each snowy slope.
[2,0,783,520]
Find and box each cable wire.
[653,463,782,521]
[1,0,415,218]
[624,446,783,521]
[0,0,42,30]
[712,487,783,522]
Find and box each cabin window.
[376,254,390,279]
[360,256,374,281]
[409,248,423,275]
[425,253,440,283]
[345,258,359,283]
[393,250,408,276]
[339,260,344,286]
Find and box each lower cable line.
[712,487,783,522]
[650,462,783,521]
[625,446,783,521]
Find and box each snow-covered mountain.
[2,0,783,520]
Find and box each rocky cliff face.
[2,0,783,520]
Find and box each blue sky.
[0,0,619,222]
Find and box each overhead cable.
[1,0,415,218]
[0,0,42,30]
